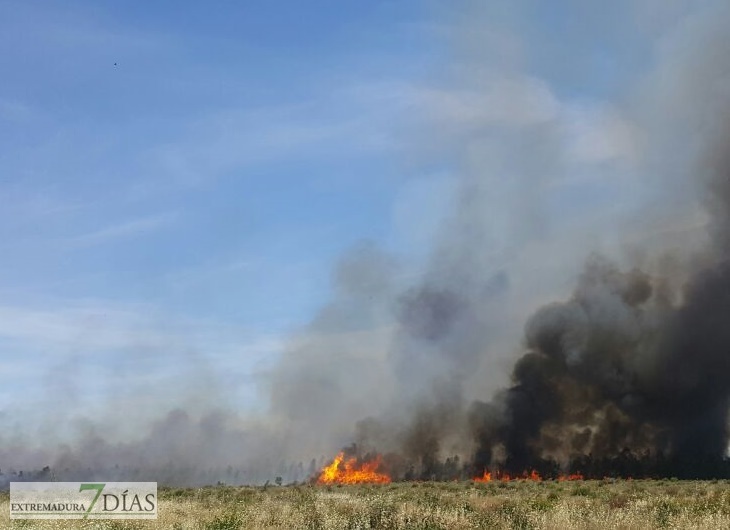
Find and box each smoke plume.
[4,1,730,485]
[344,0,730,480]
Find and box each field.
[2,479,730,529]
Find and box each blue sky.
[0,0,444,425]
[0,1,708,435]
[0,1,430,320]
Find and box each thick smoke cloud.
[464,2,730,478]
[348,0,730,479]
[4,1,730,485]
[469,253,730,477]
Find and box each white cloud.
[0,299,270,356]
[63,212,177,248]
[142,93,403,189]
[0,303,178,352]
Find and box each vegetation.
[2,479,730,529]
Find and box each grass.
[1,480,730,529]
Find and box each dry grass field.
[2,479,730,529]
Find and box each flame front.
[474,470,492,482]
[473,469,584,482]
[473,469,542,482]
[317,452,391,485]
[557,472,584,481]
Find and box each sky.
[0,0,710,438]
[0,1,448,429]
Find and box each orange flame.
[474,470,492,482]
[316,452,391,485]
[557,472,584,481]
[473,469,542,482]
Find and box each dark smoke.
[468,252,730,478]
[5,2,730,486]
[351,1,730,481]
[461,14,730,478]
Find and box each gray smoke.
[4,1,730,485]
[465,1,730,477]
[339,0,730,478]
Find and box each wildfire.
[316,452,391,485]
[557,473,584,481]
[474,470,491,482]
[474,469,585,482]
[473,469,542,482]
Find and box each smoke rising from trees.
[4,1,730,484]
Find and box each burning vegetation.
[275,3,730,488]
[6,3,730,492]
[473,469,542,482]
[316,452,391,485]
[311,101,730,483]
